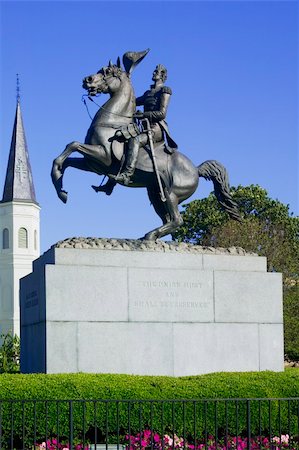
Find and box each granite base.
[20,239,284,375]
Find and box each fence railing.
[0,398,298,450]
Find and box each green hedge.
[0,370,298,448]
[1,370,299,400]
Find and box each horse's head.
[82,49,150,96]
[83,61,125,96]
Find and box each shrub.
[0,332,20,373]
[126,430,299,450]
[0,371,298,448]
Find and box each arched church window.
[2,228,9,249]
[18,227,28,248]
[34,230,37,250]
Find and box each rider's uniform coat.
[136,85,178,150]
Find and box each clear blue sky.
[0,1,298,252]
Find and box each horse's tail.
[198,160,242,222]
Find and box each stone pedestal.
[20,238,284,375]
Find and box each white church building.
[0,97,40,337]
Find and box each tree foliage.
[283,286,299,361]
[175,184,299,280]
[0,332,20,374]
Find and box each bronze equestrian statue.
[51,49,241,241]
[93,62,177,194]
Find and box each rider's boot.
[114,138,139,185]
[92,179,116,196]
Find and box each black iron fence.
[0,398,298,450]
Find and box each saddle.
[112,138,171,169]
[110,125,175,189]
[111,127,174,169]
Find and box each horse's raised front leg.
[51,141,111,203]
[142,189,183,241]
[51,141,81,203]
[63,157,97,172]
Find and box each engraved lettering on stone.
[133,300,208,309]
[25,290,38,308]
[134,278,208,310]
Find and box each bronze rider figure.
[93,64,177,195]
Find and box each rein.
[99,103,133,119]
[82,94,133,121]
[81,95,93,120]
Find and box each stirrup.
[91,184,114,196]
[112,171,133,186]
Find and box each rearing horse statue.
[51,50,241,240]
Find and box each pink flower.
[154,433,160,443]
[165,435,173,446]
[281,435,289,444]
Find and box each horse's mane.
[98,65,123,79]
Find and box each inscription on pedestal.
[25,290,38,308]
[128,268,214,322]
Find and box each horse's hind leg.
[143,188,183,241]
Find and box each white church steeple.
[0,83,40,336]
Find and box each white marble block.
[20,238,284,375]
